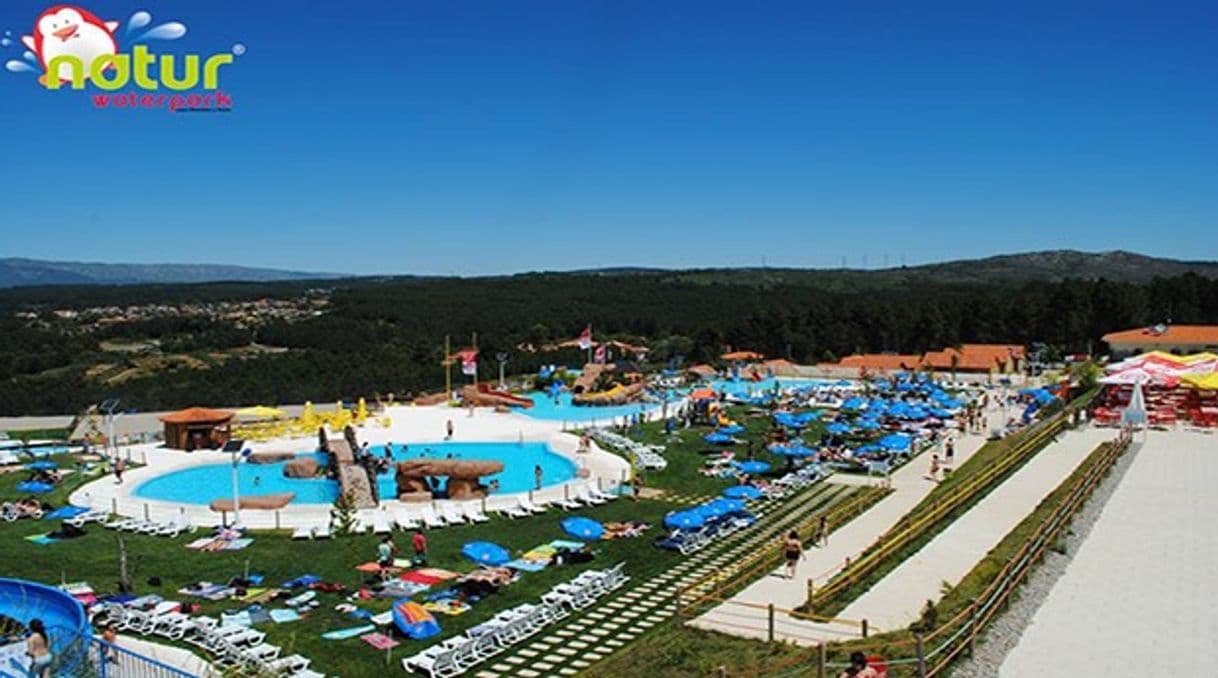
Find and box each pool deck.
[70,402,631,529]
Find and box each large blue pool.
[133,442,577,505]
[708,377,847,397]
[522,392,659,423]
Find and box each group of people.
[376,529,430,580]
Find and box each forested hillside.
[1,265,1216,416]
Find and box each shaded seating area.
[159,407,234,451]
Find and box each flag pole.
[587,325,592,365]
[472,332,478,387]
[444,335,452,404]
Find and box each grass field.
[0,403,832,676]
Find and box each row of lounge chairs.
[102,514,197,538]
[403,563,628,677]
[96,602,319,677]
[290,485,620,539]
[588,428,667,470]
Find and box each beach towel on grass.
[399,571,446,586]
[322,624,375,640]
[423,600,471,616]
[504,559,546,572]
[184,538,214,550]
[24,534,58,545]
[245,588,282,604]
[269,609,302,624]
[224,538,253,550]
[282,574,321,589]
[361,632,400,650]
[415,568,460,580]
[383,581,430,597]
[355,562,392,573]
[549,540,586,550]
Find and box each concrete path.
[690,410,996,642]
[839,426,1109,631]
[1000,430,1218,677]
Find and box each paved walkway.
[839,426,1110,631]
[1000,430,1218,677]
[690,412,995,642]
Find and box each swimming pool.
[522,392,660,423]
[133,441,577,505]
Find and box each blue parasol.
[461,541,511,566]
[26,461,59,471]
[734,460,771,474]
[664,510,706,530]
[722,485,763,500]
[561,517,605,540]
[704,432,735,445]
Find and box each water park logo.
[2,5,243,113]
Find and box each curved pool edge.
[71,426,631,530]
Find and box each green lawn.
[0,453,687,677]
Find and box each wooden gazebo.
[159,407,234,451]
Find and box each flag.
[578,324,592,350]
[594,344,607,364]
[457,348,478,376]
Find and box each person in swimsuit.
[782,530,804,579]
[26,618,52,677]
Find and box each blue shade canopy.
[878,433,913,451]
[704,432,735,445]
[717,424,745,435]
[825,422,853,435]
[768,444,815,458]
[708,498,746,514]
[26,461,58,470]
[461,541,511,566]
[561,517,605,540]
[722,485,763,500]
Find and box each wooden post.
[817,643,826,678]
[916,632,926,677]
[143,503,149,520]
[767,603,775,642]
[806,578,815,604]
[968,598,979,656]
[861,618,868,639]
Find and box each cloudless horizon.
[2,0,1216,275]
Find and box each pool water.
[133,442,577,505]
[523,392,659,423]
[708,377,846,397]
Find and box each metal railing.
[14,627,202,678]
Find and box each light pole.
[496,352,510,390]
[100,399,120,459]
[230,447,251,527]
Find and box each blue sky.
[1,0,1216,274]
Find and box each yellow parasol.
[235,405,286,419]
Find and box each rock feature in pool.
[395,459,505,501]
[209,493,295,511]
[284,457,318,478]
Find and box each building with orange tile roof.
[1102,325,1218,357]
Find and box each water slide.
[460,384,534,409]
[572,364,607,392]
[0,579,90,677]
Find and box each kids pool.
[133,441,578,505]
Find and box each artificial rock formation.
[283,457,318,478]
[394,459,505,500]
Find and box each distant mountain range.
[1,250,1215,288]
[0,258,339,288]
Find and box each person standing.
[631,472,644,502]
[377,534,397,581]
[814,515,829,547]
[113,457,126,485]
[944,438,955,467]
[411,529,428,566]
[26,618,52,677]
[534,464,543,491]
[782,531,804,579]
[927,453,941,482]
[445,419,454,440]
[101,623,119,664]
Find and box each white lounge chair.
[439,504,467,526]
[394,509,421,531]
[462,502,489,523]
[420,507,446,529]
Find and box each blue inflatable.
[16,481,54,493]
[393,600,441,639]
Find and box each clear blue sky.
[2,0,1216,274]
